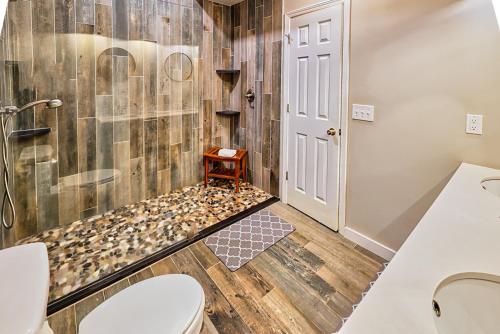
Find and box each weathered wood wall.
[229,0,281,195]
[0,0,282,247]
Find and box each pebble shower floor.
[19,180,272,302]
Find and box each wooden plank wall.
[0,0,282,248]
[230,0,281,196]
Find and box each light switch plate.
[466,114,483,135]
[352,104,375,122]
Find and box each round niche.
[164,52,193,82]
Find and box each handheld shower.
[1,99,63,115]
[0,99,63,229]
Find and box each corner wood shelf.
[216,110,240,116]
[215,69,240,75]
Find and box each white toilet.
[0,243,51,334]
[79,274,205,334]
[0,242,204,334]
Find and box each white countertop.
[339,163,500,334]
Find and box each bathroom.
[1,0,500,333]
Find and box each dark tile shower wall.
[0,0,282,248]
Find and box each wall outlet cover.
[466,114,483,135]
[352,104,375,122]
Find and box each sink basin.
[0,243,49,334]
[433,273,500,334]
[481,178,500,198]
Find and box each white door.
[286,4,343,231]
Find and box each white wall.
[347,0,500,250]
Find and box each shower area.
[0,0,282,310]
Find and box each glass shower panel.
[0,0,203,249]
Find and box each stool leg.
[235,161,240,193]
[242,156,247,183]
[204,158,209,187]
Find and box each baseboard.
[342,227,396,261]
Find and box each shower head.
[1,99,63,116]
[1,99,63,115]
[17,99,63,112]
[46,99,63,109]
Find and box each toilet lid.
[79,274,204,334]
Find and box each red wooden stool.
[203,147,248,192]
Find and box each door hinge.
[287,104,290,113]
[339,128,342,136]
[285,171,289,180]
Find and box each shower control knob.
[327,128,337,136]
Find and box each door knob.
[327,128,337,136]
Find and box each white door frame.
[280,0,350,232]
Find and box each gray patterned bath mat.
[204,209,295,271]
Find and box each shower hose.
[1,114,15,229]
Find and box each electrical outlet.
[466,114,483,135]
[352,104,375,122]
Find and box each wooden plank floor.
[48,202,385,334]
